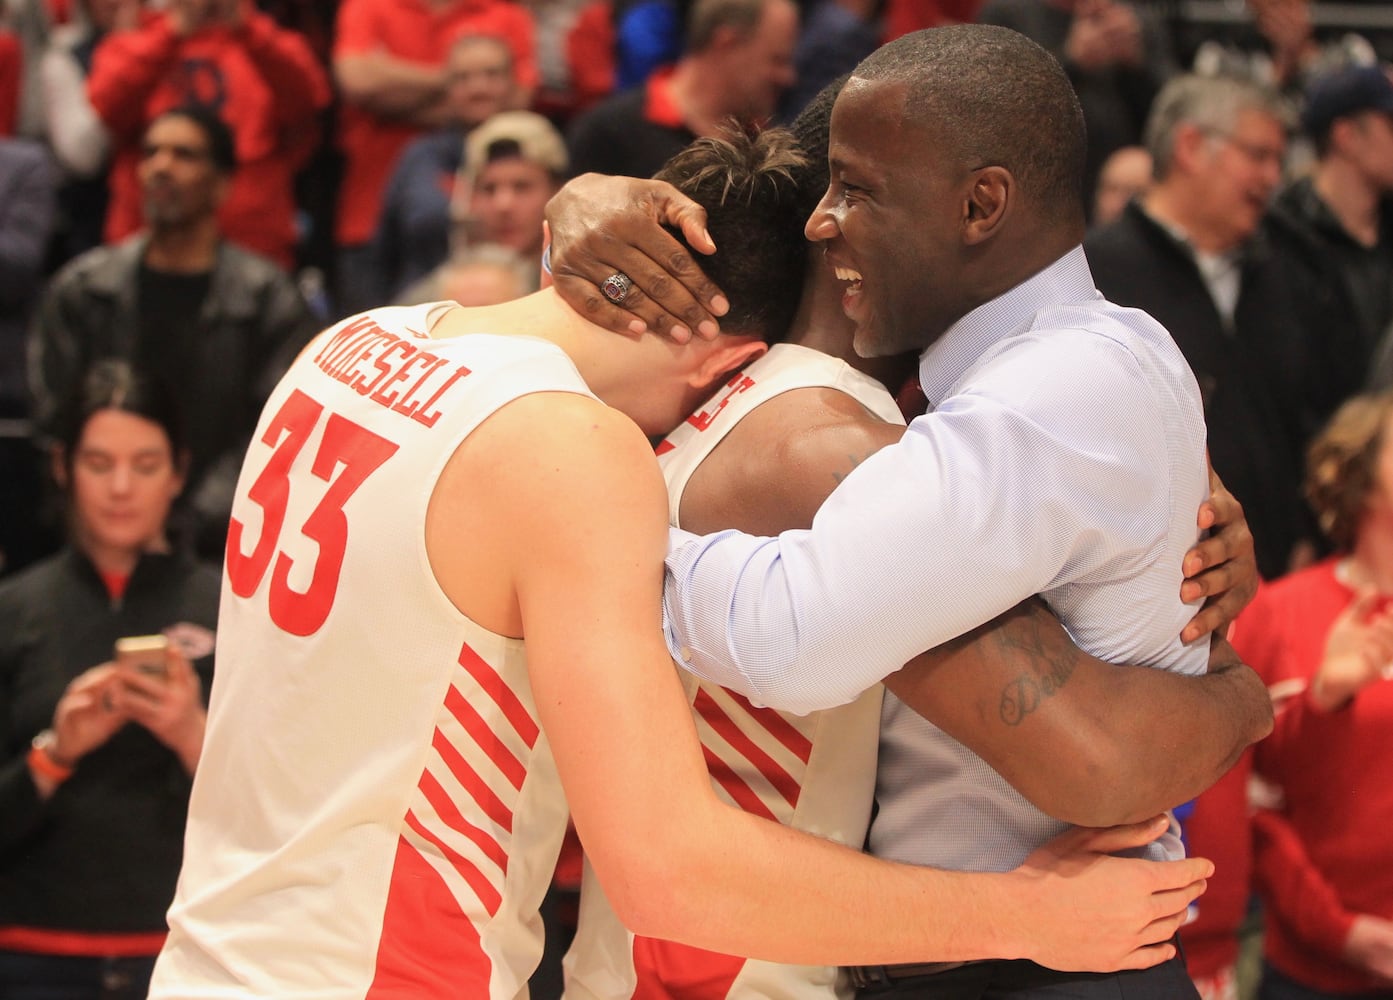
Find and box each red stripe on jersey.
[701,744,778,822]
[631,935,746,999]
[420,767,509,871]
[365,835,494,998]
[432,727,515,832]
[405,809,504,916]
[653,439,675,456]
[457,640,540,748]
[444,683,527,790]
[723,689,813,763]
[695,689,803,810]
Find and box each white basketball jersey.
[564,343,905,1000]
[150,305,590,1000]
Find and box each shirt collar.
[918,245,1097,405]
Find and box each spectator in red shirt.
[86,0,330,271]
[0,29,21,136]
[882,0,979,40]
[565,0,797,181]
[30,107,317,559]
[331,0,537,316]
[1228,390,1393,999]
[370,32,518,303]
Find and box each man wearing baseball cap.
[451,110,569,268]
[1266,64,1393,405]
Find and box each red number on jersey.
[226,389,399,636]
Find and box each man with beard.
[30,106,315,558]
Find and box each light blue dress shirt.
[663,247,1210,867]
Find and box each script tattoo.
[996,621,1077,726]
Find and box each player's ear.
[688,337,767,391]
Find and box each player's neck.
[788,268,859,364]
[430,288,629,379]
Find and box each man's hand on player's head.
[1180,468,1258,643]
[544,174,730,343]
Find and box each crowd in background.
[0,0,1391,995]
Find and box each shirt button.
[679,646,693,662]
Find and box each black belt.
[845,961,973,988]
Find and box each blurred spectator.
[1091,142,1151,226]
[0,136,55,426]
[331,0,538,316]
[0,359,218,1000]
[7,0,60,139]
[1086,74,1316,579]
[257,0,334,61]
[1194,0,1377,173]
[1228,390,1393,999]
[881,0,978,40]
[778,0,879,120]
[85,0,330,271]
[29,107,316,560]
[36,0,132,264]
[371,32,516,303]
[452,109,566,263]
[566,0,796,179]
[0,25,20,134]
[561,0,617,116]
[0,136,56,576]
[978,0,1176,209]
[1267,65,1393,417]
[1193,0,1375,109]
[528,0,606,122]
[395,241,537,305]
[610,0,684,90]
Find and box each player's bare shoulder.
[682,386,905,534]
[763,388,903,480]
[427,391,668,633]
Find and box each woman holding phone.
[0,359,218,999]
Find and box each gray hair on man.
[1145,74,1290,181]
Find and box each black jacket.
[29,236,316,555]
[0,548,219,936]
[1086,202,1315,577]
[1264,176,1393,408]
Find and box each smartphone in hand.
[115,634,170,680]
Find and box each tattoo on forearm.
[996,627,1077,726]
[831,450,878,484]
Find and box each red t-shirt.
[88,10,330,269]
[332,0,537,247]
[0,32,21,136]
[1229,560,1393,994]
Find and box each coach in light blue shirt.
[665,25,1215,886]
[669,240,1208,863]
[542,22,1272,998]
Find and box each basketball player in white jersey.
[559,84,1266,1000]
[149,129,1216,1000]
